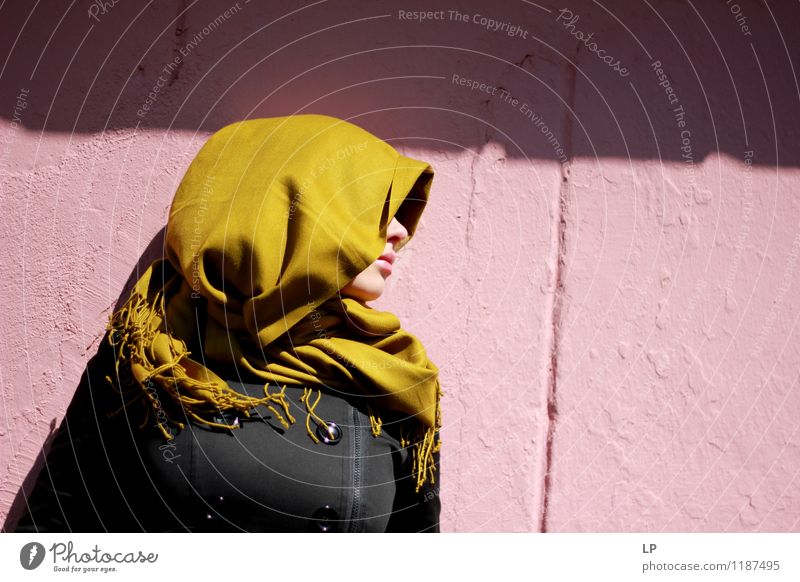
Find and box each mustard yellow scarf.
[104,114,442,492]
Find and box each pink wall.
[2,0,799,532]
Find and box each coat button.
[316,421,342,445]
[205,496,225,521]
[311,504,339,532]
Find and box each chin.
[358,287,384,302]
[340,267,387,302]
[343,284,384,303]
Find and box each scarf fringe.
[399,420,442,494]
[104,288,297,440]
[104,285,442,492]
[367,402,442,494]
[300,387,328,443]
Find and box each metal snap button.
[316,421,342,445]
[211,409,240,429]
[311,504,339,532]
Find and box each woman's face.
[340,216,409,302]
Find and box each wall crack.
[539,43,578,533]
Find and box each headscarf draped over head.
[105,114,441,491]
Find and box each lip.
[378,251,397,265]
[375,251,397,275]
[375,258,394,274]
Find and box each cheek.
[360,264,385,289]
[362,264,381,283]
[353,263,383,286]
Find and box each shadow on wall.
[2,228,167,532]
[0,0,797,166]
[3,418,60,531]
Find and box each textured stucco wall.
[1,0,798,532]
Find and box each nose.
[387,217,409,249]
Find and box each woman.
[11,114,442,533]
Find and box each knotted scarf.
[104,114,442,492]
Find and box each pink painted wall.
[2,0,799,532]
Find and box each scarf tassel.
[366,403,442,494]
[103,289,298,440]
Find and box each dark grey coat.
[9,335,441,533]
